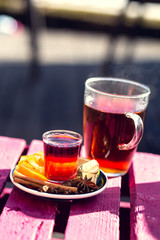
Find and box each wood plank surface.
[65,177,121,240]
[27,139,43,155]
[0,139,57,240]
[129,152,160,240]
[0,136,26,194]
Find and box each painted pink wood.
[65,177,121,240]
[27,139,43,155]
[0,136,26,194]
[130,152,160,240]
[64,146,121,240]
[0,140,57,240]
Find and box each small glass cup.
[43,130,82,182]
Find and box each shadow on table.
[0,169,11,194]
[0,169,13,214]
[130,181,160,240]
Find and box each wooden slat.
[65,177,121,240]
[0,139,57,240]
[26,139,43,155]
[0,136,26,194]
[129,152,160,240]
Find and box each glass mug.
[43,130,82,182]
[83,77,150,177]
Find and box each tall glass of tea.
[83,77,150,177]
[43,130,82,182]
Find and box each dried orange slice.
[14,151,46,181]
[19,152,44,166]
[15,164,47,181]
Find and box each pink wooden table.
[0,136,159,240]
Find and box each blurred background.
[0,0,160,154]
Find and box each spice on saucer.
[13,173,78,194]
[62,176,99,193]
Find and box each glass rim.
[42,130,83,146]
[85,77,151,99]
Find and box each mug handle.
[118,112,143,150]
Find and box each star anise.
[62,176,99,194]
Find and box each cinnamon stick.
[13,174,78,193]
[14,177,42,189]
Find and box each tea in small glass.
[43,130,82,182]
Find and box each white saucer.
[10,168,108,200]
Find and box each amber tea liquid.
[83,104,146,176]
